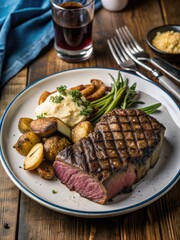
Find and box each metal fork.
[107,37,149,80]
[120,26,180,83]
[116,27,180,102]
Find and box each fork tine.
[107,38,122,66]
[116,27,156,74]
[108,37,128,65]
[121,27,138,53]
[111,37,125,63]
[123,26,143,52]
[111,36,133,64]
[113,37,129,61]
[107,36,149,80]
[113,37,130,62]
[116,28,134,56]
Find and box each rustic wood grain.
[155,180,180,240]
[0,0,179,239]
[18,193,94,240]
[160,0,180,25]
[0,70,27,240]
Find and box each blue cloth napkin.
[0,0,102,88]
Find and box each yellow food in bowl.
[152,31,180,54]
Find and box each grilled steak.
[53,109,165,204]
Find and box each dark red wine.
[53,20,93,50]
[53,2,93,51]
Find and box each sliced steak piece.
[53,109,165,204]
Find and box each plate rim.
[0,67,180,217]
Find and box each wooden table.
[0,0,179,239]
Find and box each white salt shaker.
[101,0,128,12]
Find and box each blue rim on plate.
[0,68,180,217]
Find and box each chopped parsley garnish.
[50,95,64,103]
[80,101,93,116]
[69,90,82,106]
[36,113,47,119]
[52,189,58,194]
[50,86,67,103]
[57,85,67,96]
[69,90,93,116]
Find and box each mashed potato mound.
[152,31,180,54]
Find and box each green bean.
[105,87,126,113]
[90,71,162,123]
[91,97,113,123]
[140,103,162,114]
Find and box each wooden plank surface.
[0,69,27,240]
[0,0,179,239]
[160,0,180,24]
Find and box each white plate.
[0,68,180,217]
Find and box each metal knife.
[138,57,180,83]
[123,50,180,101]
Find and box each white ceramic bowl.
[101,0,128,12]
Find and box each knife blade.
[138,57,180,83]
[122,50,180,101]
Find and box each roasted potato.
[24,143,44,170]
[37,161,55,180]
[30,117,71,139]
[30,117,57,137]
[44,136,71,162]
[13,131,41,156]
[18,117,33,133]
[71,121,93,143]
